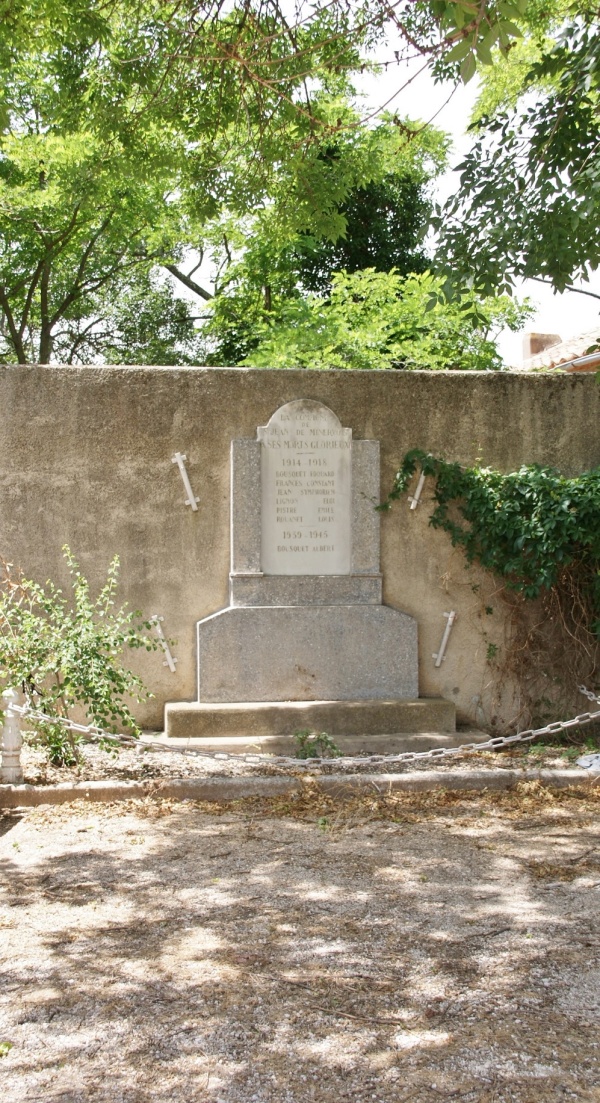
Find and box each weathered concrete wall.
[1,365,598,729]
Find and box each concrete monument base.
[195,603,418,703]
[164,697,456,740]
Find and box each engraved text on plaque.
[258,400,351,575]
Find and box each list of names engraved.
[258,400,351,575]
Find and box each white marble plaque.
[258,400,351,575]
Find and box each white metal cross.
[408,470,426,510]
[172,452,200,511]
[433,610,457,667]
[151,615,178,673]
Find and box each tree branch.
[529,276,600,303]
[49,215,117,327]
[164,263,214,300]
[18,259,46,340]
[64,316,108,364]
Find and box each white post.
[1,688,23,784]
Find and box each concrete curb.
[0,768,594,808]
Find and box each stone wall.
[1,364,598,729]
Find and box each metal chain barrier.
[5,686,600,772]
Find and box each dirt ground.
[1,783,599,1103]
[17,732,595,786]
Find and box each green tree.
[292,173,432,293]
[240,268,532,370]
[439,5,600,294]
[0,0,526,364]
[469,0,571,121]
[195,117,449,364]
[47,269,205,366]
[0,127,185,362]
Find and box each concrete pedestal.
[165,697,455,740]
[195,603,418,703]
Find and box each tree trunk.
[0,288,28,363]
[38,261,52,363]
[38,324,54,364]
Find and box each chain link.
[7,686,600,771]
[578,684,600,704]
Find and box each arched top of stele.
[257,400,352,576]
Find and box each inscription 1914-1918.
[258,400,352,576]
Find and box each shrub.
[294,730,341,759]
[0,547,160,765]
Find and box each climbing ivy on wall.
[382,451,600,728]
[382,450,600,635]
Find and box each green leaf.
[445,39,473,64]
[460,53,478,83]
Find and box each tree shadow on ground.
[0,792,599,1103]
[0,812,22,838]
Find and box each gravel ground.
[1,782,599,1102]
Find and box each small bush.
[294,730,342,759]
[0,547,160,765]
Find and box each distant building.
[516,329,600,372]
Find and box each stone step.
[149,728,487,757]
[164,697,456,740]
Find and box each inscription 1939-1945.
[258,400,351,576]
